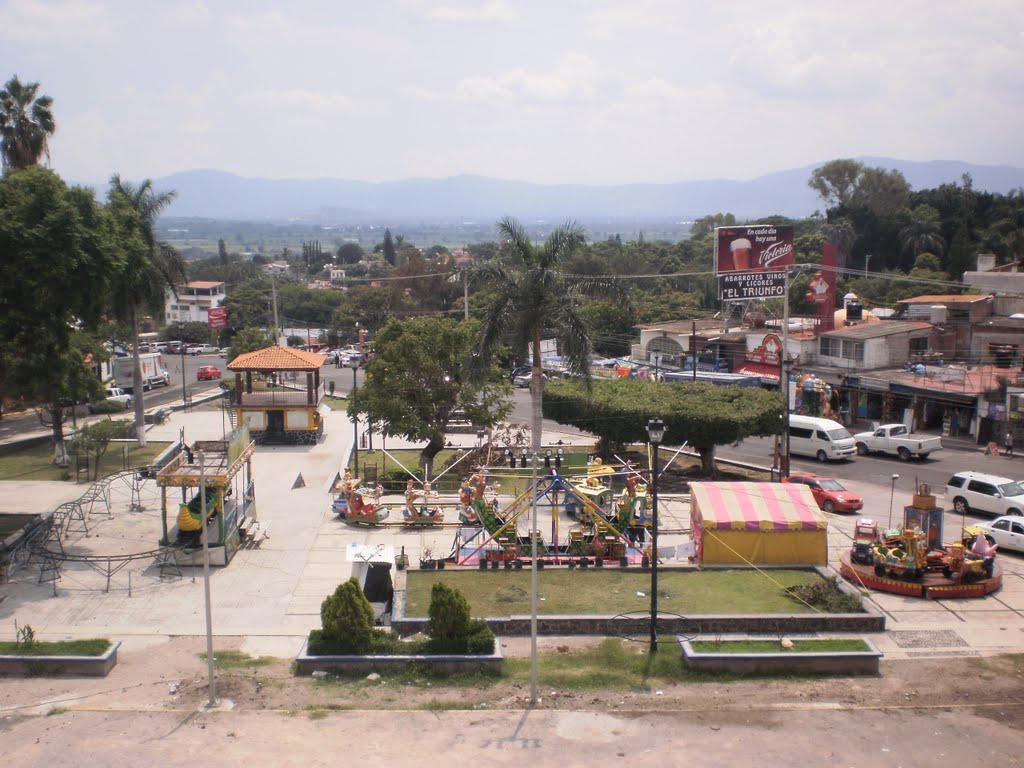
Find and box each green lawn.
[0,440,172,482]
[0,639,111,656]
[405,569,827,616]
[690,639,870,653]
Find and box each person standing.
[1005,430,1014,458]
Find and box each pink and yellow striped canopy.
[690,482,826,532]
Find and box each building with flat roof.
[166,281,226,325]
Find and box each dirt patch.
[5,636,1021,718]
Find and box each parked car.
[946,471,1024,517]
[188,344,220,355]
[166,341,183,354]
[968,516,1024,554]
[782,473,864,514]
[509,366,530,383]
[197,365,222,381]
[87,387,133,413]
[513,372,547,388]
[218,347,231,358]
[853,423,943,461]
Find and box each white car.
[970,516,1024,554]
[946,471,1024,518]
[188,344,220,355]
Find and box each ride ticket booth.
[157,424,257,566]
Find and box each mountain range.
[90,157,1024,223]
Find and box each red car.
[783,473,864,514]
[197,365,222,381]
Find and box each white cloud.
[238,88,357,115]
[161,0,208,27]
[0,0,109,42]
[425,1,515,23]
[427,52,603,105]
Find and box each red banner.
[207,306,228,329]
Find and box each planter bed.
[0,641,121,677]
[679,637,882,676]
[294,638,503,676]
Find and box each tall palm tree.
[0,75,55,170]
[108,175,187,446]
[899,217,946,262]
[474,217,621,452]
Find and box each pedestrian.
[1005,430,1014,458]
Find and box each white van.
[787,415,856,462]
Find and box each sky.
[2,0,1023,186]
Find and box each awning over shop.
[735,362,780,381]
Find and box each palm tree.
[901,207,946,264]
[0,75,55,170]
[474,217,620,452]
[108,175,187,446]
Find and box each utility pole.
[691,321,697,382]
[199,452,217,708]
[271,275,281,343]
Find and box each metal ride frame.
[17,468,188,596]
[454,465,648,566]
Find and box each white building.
[166,281,227,324]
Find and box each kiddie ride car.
[849,518,996,583]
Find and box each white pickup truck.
[853,423,943,461]
[87,387,134,413]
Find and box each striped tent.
[690,482,828,566]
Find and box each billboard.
[715,225,794,301]
[207,306,228,329]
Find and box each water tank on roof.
[846,300,863,321]
[930,305,947,325]
[843,292,858,308]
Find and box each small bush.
[427,582,472,654]
[784,576,863,613]
[465,619,495,655]
[88,399,127,414]
[320,577,376,654]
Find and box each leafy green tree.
[222,279,273,330]
[71,419,133,480]
[689,212,737,239]
[473,217,622,451]
[107,176,187,447]
[336,242,364,264]
[0,168,120,462]
[426,582,472,654]
[227,327,275,359]
[319,577,375,654]
[0,75,55,170]
[808,159,864,208]
[348,316,511,478]
[851,167,911,216]
[544,379,784,475]
[217,238,228,265]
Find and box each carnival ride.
[840,486,1002,598]
[329,452,659,566]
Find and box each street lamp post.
[350,358,360,479]
[646,418,666,654]
[888,474,900,529]
[653,353,661,381]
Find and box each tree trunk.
[50,404,69,467]
[699,445,717,477]
[421,438,444,483]
[130,301,147,447]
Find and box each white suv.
[946,471,1024,518]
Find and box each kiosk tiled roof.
[227,346,327,371]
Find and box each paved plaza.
[2,405,1023,662]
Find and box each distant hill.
[86,158,1024,223]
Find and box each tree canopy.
[348,316,511,477]
[0,75,55,170]
[543,378,784,474]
